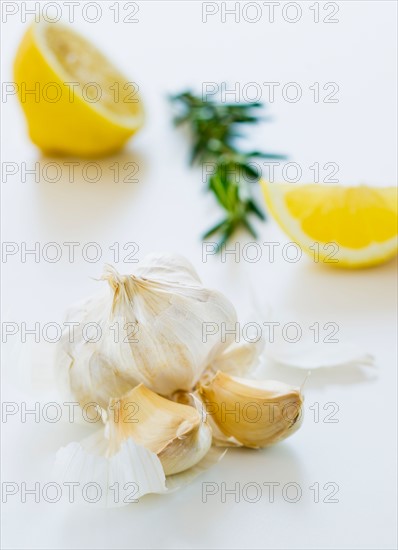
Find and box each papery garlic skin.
[56,253,237,409]
[198,371,303,448]
[204,339,264,380]
[54,431,168,506]
[108,384,212,475]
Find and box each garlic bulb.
[108,384,212,475]
[56,253,237,409]
[198,371,303,448]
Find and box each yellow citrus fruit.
[261,182,398,268]
[14,21,144,157]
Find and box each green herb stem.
[171,90,285,247]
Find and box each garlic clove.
[165,446,227,491]
[198,371,303,448]
[108,385,212,475]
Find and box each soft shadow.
[136,443,305,533]
[171,444,305,544]
[32,148,148,235]
[283,256,397,319]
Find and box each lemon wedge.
[14,21,144,157]
[261,182,398,267]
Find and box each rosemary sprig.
[171,91,285,246]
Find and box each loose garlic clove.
[198,371,303,448]
[108,385,212,475]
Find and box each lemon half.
[14,21,144,157]
[261,182,398,268]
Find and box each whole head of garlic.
[107,384,212,475]
[198,371,303,448]
[56,253,237,409]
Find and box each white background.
[1,1,397,549]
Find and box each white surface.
[1,1,397,549]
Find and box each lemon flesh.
[261,182,398,268]
[14,22,144,157]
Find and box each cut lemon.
[261,182,398,268]
[14,21,144,157]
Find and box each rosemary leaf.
[171,90,285,246]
